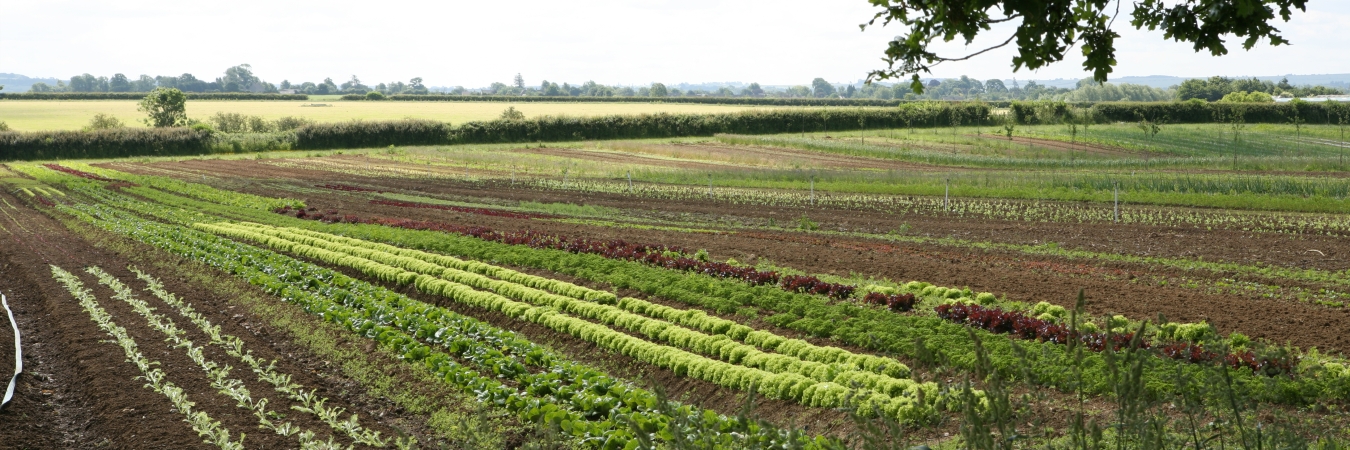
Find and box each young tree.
[138,88,188,128]
[500,106,525,120]
[513,73,525,89]
[862,0,1310,93]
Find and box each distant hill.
[0,73,61,93]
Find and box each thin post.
[1113,182,1119,223]
[707,173,712,197]
[627,171,632,191]
[810,175,815,206]
[944,178,950,213]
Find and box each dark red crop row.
[316,184,383,193]
[368,199,550,220]
[863,292,918,312]
[935,303,1295,376]
[44,164,113,181]
[273,207,861,300]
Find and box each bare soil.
[0,190,447,448]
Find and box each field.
[4,120,1350,449]
[0,99,797,131]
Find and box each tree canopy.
[862,0,1309,93]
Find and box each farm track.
[99,159,1350,353]
[0,190,430,448]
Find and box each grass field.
[0,99,797,131]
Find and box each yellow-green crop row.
[195,221,949,422]
[234,223,910,378]
[226,222,912,379]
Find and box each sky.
[3,0,1349,88]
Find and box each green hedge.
[0,127,212,160]
[341,93,1018,108]
[0,92,309,101]
[1092,101,1347,124]
[291,119,451,150]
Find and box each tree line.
[1176,76,1344,102]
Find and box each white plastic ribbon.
[1,293,20,408]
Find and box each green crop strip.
[232,223,913,379]
[59,201,842,450]
[197,221,949,423]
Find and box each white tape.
[1,293,20,408]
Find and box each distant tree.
[83,113,125,131]
[138,88,188,128]
[514,73,525,89]
[785,85,812,97]
[221,64,259,92]
[408,77,428,94]
[29,82,53,92]
[500,106,525,120]
[649,83,668,97]
[843,85,856,98]
[1218,91,1275,103]
[341,75,368,93]
[669,88,683,97]
[279,80,292,90]
[132,75,156,92]
[985,79,1007,94]
[70,74,100,92]
[108,74,132,92]
[741,82,765,97]
[618,86,636,96]
[811,78,835,98]
[715,86,736,97]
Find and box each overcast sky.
[4,1,1349,87]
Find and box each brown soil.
[0,191,441,448]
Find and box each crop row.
[315,184,383,193]
[42,164,114,181]
[275,207,862,300]
[366,200,549,220]
[50,265,244,450]
[87,266,360,448]
[198,221,947,422]
[222,222,915,378]
[128,266,394,447]
[510,175,1350,236]
[36,163,305,211]
[935,303,1297,376]
[225,223,917,378]
[62,200,842,449]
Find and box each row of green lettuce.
[54,197,842,450]
[197,221,947,422]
